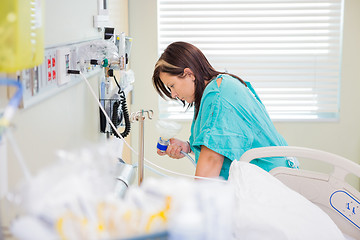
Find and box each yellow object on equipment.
[0,0,44,72]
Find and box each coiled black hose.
[111,91,131,138]
[111,100,122,128]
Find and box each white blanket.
[228,161,345,240]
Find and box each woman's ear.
[184,68,195,79]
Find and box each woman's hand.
[157,138,190,159]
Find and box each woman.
[152,42,297,180]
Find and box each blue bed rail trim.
[330,190,360,230]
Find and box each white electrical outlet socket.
[56,47,71,85]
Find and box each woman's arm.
[195,145,224,178]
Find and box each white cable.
[80,72,226,183]
[143,157,225,182]
[5,129,32,181]
[142,164,172,178]
[134,163,173,179]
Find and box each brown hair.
[152,41,246,119]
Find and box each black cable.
[111,90,131,138]
[119,91,131,138]
[111,100,122,128]
[67,70,80,74]
[113,75,121,90]
[111,75,131,138]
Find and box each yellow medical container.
[0,0,44,72]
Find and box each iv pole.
[131,110,153,185]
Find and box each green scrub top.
[189,74,296,180]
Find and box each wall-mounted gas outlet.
[44,49,57,87]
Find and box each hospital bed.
[7,144,360,240]
[239,146,360,240]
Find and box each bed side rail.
[239,146,360,240]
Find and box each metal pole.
[130,109,152,186]
[138,110,144,185]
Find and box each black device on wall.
[104,27,114,40]
[99,73,131,138]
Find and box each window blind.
[157,0,343,121]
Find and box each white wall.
[128,0,360,189]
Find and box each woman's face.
[159,69,195,103]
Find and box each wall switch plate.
[56,47,71,85]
